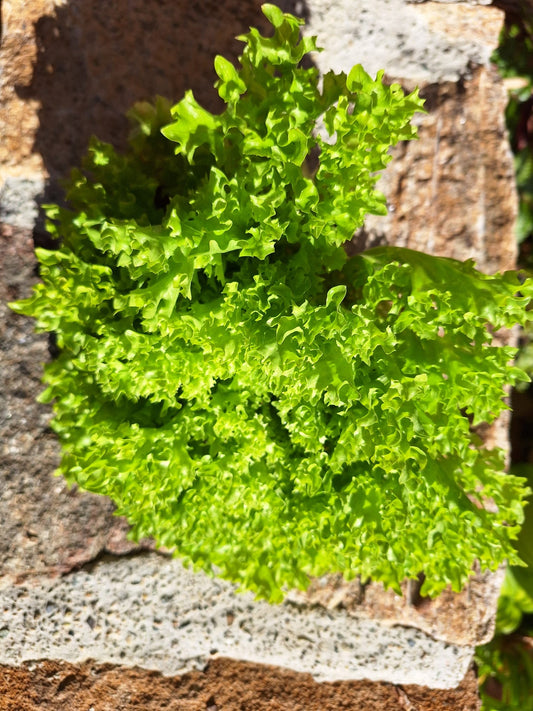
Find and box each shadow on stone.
[15,0,308,241]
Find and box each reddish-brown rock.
[0,225,155,582]
[358,65,518,274]
[0,658,481,711]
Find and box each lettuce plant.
[11,4,533,601]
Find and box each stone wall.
[0,1,521,708]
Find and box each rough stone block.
[0,659,482,710]
[0,554,477,687]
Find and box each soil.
[0,658,481,711]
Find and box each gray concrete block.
[408,0,491,4]
[0,553,474,689]
[0,176,45,231]
[303,0,500,82]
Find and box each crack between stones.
[1,546,171,587]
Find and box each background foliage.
[493,11,533,386]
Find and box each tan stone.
[357,65,518,274]
[289,566,505,647]
[0,0,267,188]
[0,0,55,180]
[412,2,503,49]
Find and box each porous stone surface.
[0,0,509,223]
[0,226,155,584]
[289,566,506,648]
[0,176,45,230]
[0,554,474,688]
[408,0,492,5]
[303,0,503,83]
[355,66,517,273]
